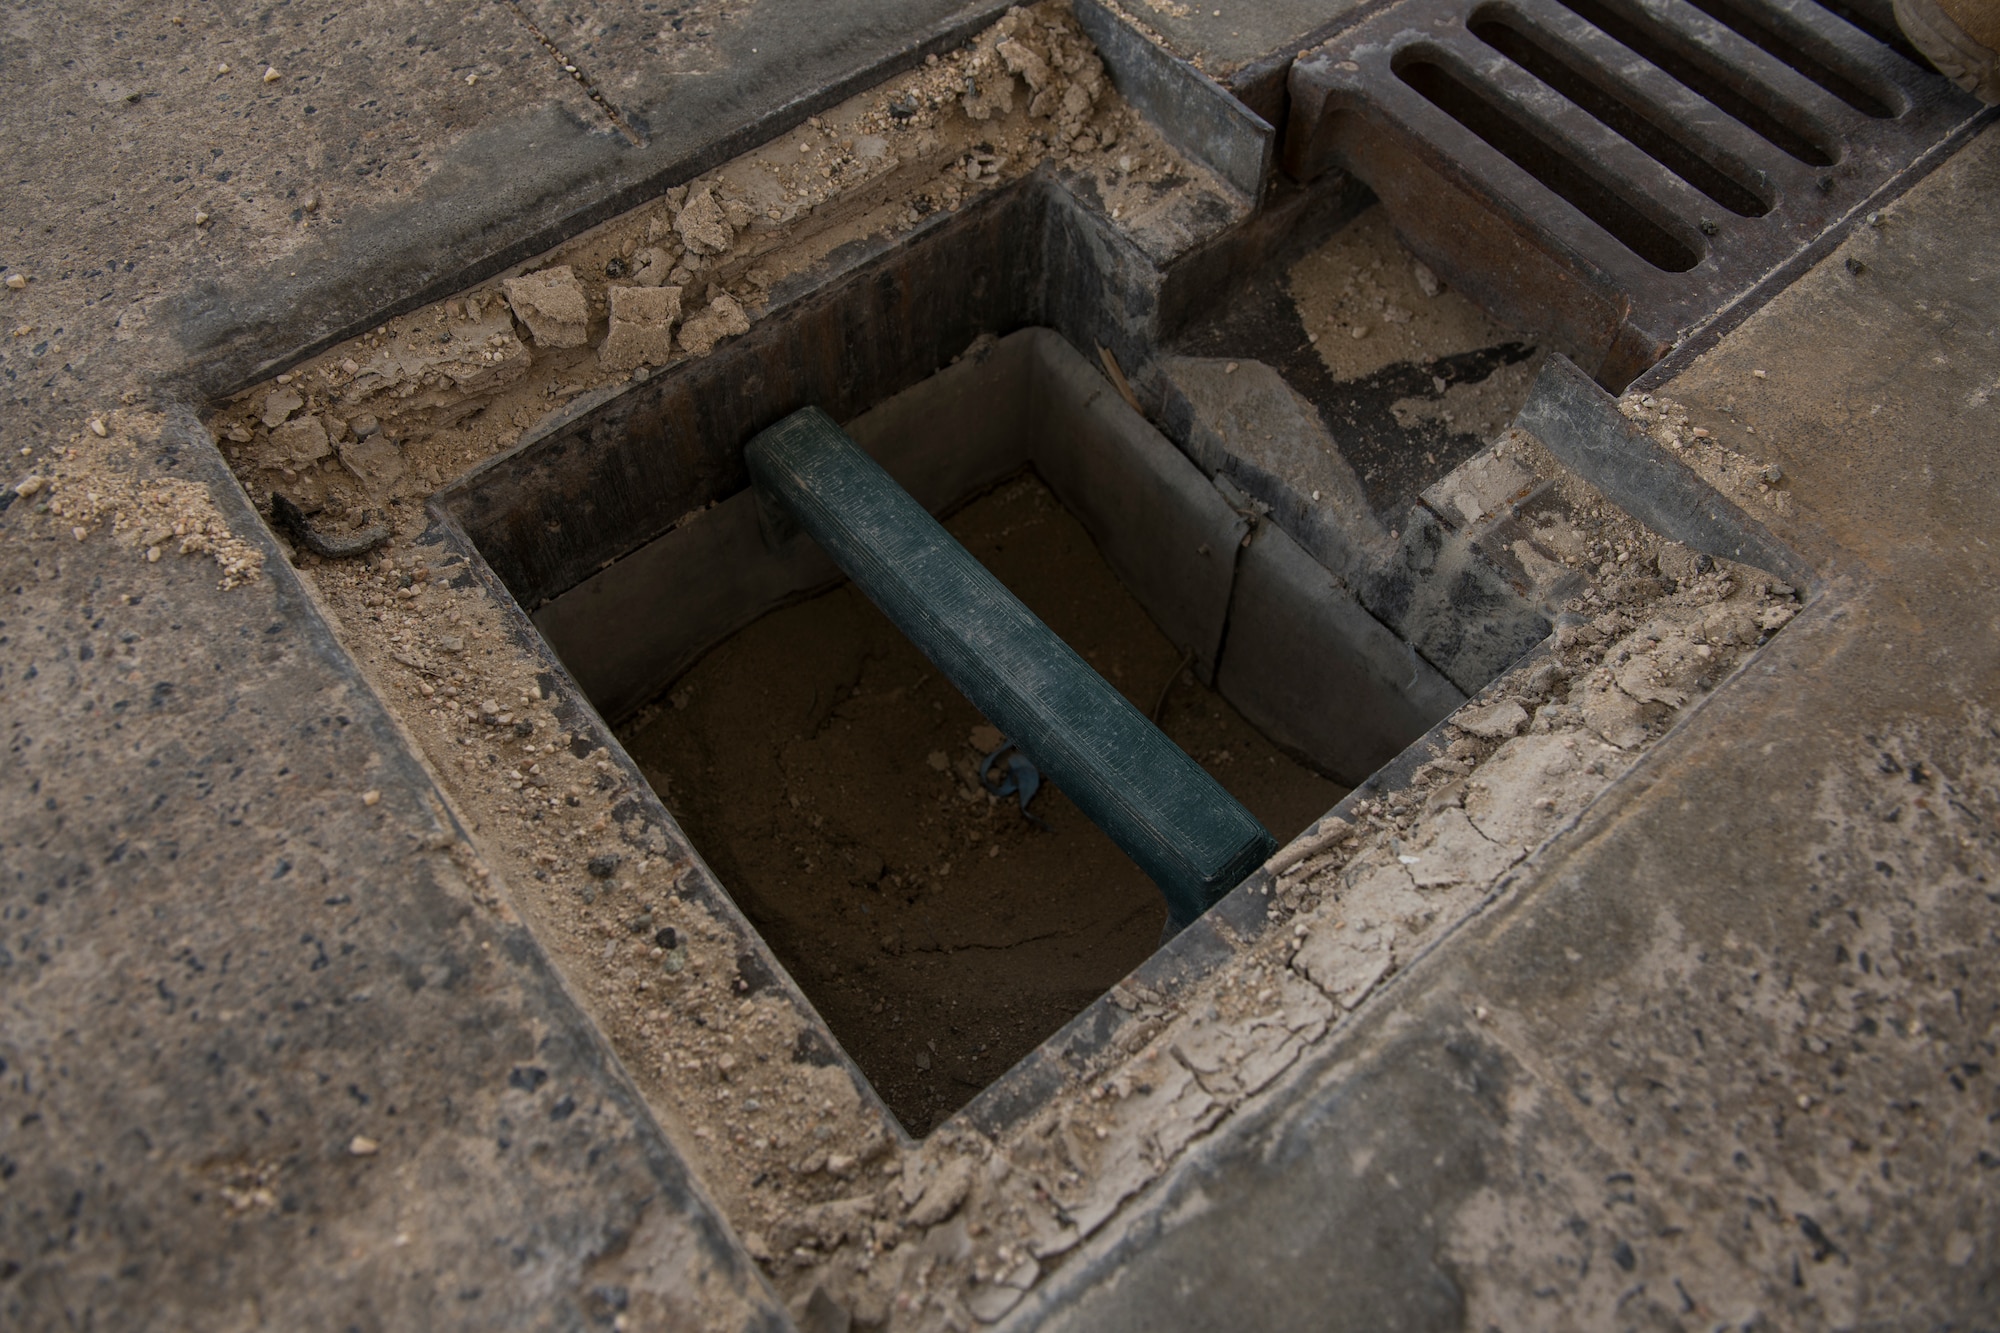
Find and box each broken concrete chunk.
[1613,626,1709,707]
[997,37,1052,90]
[1424,448,1533,527]
[1579,672,1651,749]
[673,184,735,256]
[1654,541,1705,583]
[264,414,330,467]
[599,285,683,371]
[342,299,532,420]
[1406,807,1523,889]
[337,435,406,498]
[677,293,751,358]
[1464,734,1626,849]
[1456,698,1529,740]
[502,265,589,348]
[1292,918,1397,1009]
[906,1155,974,1228]
[630,246,672,287]
[968,1282,1025,1323]
[259,387,303,428]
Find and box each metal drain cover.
[1284,0,1985,387]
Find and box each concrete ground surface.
[1,2,1994,1330]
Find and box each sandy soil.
[622,473,1345,1132]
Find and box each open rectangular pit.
[492,327,1461,1129]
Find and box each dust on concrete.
[190,4,1262,1319]
[183,6,1818,1326]
[9,408,264,589]
[622,473,1344,1135]
[1619,388,1799,522]
[1288,207,1524,383]
[715,451,1809,1331]
[203,1,1160,546]
[1445,711,2000,1329]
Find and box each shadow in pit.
[1171,241,1539,523]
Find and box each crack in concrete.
[504,1,648,147]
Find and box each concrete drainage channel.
[200,0,1949,1324]
[472,325,1462,1132]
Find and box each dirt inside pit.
[620,472,1346,1133]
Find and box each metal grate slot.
[1285,0,1983,389]
[1471,4,1774,215]
[1680,0,1904,116]
[1808,0,1936,70]
[1552,0,1837,164]
[1394,49,1705,269]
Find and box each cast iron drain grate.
[1284,0,1985,388]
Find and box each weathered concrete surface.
[1104,0,1366,79]
[1,420,786,1328]
[163,0,1016,396]
[1013,120,2000,1332]
[4,0,1998,1327]
[0,1,919,1324]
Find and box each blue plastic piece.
[979,741,1050,830]
[746,407,1275,926]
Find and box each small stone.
[347,1135,380,1157]
[1752,368,1768,379]
[1349,324,1370,340]
[13,475,45,498]
[262,66,281,83]
[350,413,380,438]
[194,210,210,227]
[599,285,682,371]
[217,62,230,74]
[4,274,26,290]
[361,789,380,807]
[1412,261,1442,297]
[87,417,108,438]
[339,358,359,375]
[926,751,949,772]
[1455,699,1529,740]
[587,854,620,879]
[502,265,590,348]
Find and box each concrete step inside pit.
[3,0,1995,1329]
